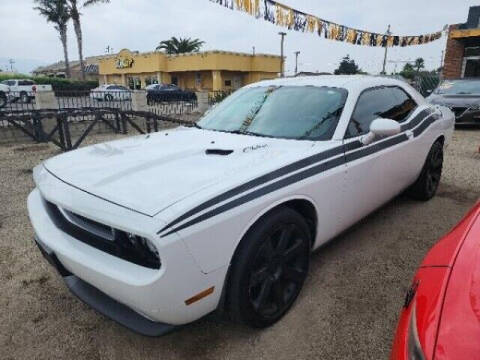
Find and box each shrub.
[0,73,98,95]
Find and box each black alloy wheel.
[228,207,311,328]
[407,140,444,201]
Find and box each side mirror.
[361,118,401,145]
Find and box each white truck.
[0,79,37,104]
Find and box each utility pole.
[294,51,300,75]
[381,25,391,75]
[252,46,256,56]
[8,59,15,72]
[279,32,287,77]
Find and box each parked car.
[28,76,454,336]
[1,79,36,103]
[427,79,480,125]
[90,84,131,101]
[0,83,9,108]
[391,201,480,360]
[146,84,196,103]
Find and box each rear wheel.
[407,140,444,201]
[228,207,311,328]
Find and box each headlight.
[408,304,426,360]
[117,231,161,269]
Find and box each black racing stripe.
[400,108,433,132]
[345,133,409,163]
[162,154,346,237]
[162,132,413,237]
[156,143,345,234]
[413,115,437,137]
[160,107,439,236]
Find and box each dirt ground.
[0,129,479,360]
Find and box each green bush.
[0,73,98,94]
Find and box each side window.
[346,87,415,138]
[389,87,417,122]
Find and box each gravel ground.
[0,129,479,360]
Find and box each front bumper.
[28,187,228,332]
[34,236,175,336]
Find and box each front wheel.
[407,140,444,201]
[228,207,311,328]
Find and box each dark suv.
[427,79,480,125]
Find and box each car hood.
[428,93,480,108]
[43,127,320,217]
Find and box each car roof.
[247,75,410,92]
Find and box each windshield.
[197,86,348,140]
[434,80,480,95]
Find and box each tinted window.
[346,87,416,138]
[18,80,34,86]
[434,79,480,95]
[390,87,417,122]
[198,86,348,141]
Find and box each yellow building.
[98,49,281,91]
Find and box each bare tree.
[34,0,71,78]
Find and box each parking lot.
[0,129,479,360]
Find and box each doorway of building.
[127,77,141,90]
[463,57,480,78]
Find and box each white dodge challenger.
[28,76,454,335]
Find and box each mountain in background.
[0,58,48,75]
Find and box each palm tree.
[34,0,71,78]
[156,37,205,54]
[67,0,110,80]
[414,58,425,73]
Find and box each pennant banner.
[209,0,444,47]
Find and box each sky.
[0,0,478,75]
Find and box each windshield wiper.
[226,129,269,137]
[192,122,203,129]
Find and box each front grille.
[44,200,160,269]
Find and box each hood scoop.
[205,149,234,156]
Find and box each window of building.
[145,76,158,86]
[345,87,417,138]
[224,80,232,87]
[171,76,178,86]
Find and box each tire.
[104,94,114,102]
[0,92,6,108]
[407,140,444,201]
[20,91,30,103]
[228,206,311,328]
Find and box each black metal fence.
[0,88,201,150]
[56,90,133,110]
[0,108,195,151]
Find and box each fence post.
[131,90,148,112]
[34,86,58,142]
[34,86,58,110]
[196,91,209,114]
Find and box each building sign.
[115,57,134,69]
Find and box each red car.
[391,201,480,360]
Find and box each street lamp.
[294,51,301,76]
[279,32,287,77]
